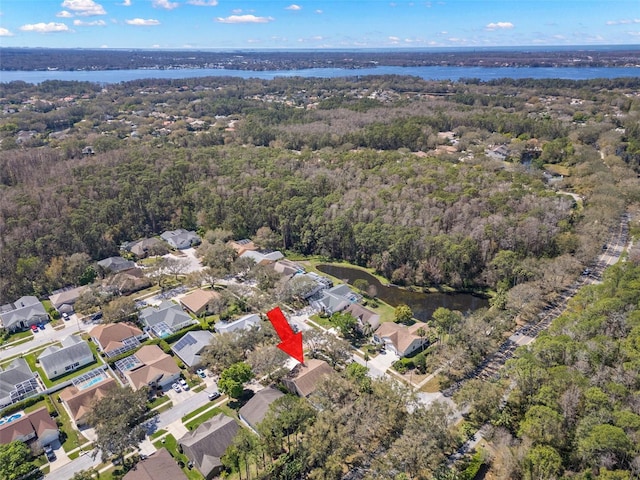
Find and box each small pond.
[316,264,489,322]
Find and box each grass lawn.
[150,428,167,439]
[0,329,34,348]
[183,404,236,431]
[153,434,204,480]
[309,314,333,330]
[181,401,221,423]
[420,374,444,393]
[47,392,89,453]
[147,394,172,410]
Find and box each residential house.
[215,313,261,335]
[0,296,49,332]
[272,259,304,278]
[127,238,167,259]
[311,284,359,316]
[160,229,201,250]
[118,345,181,391]
[0,407,59,447]
[122,448,188,480]
[227,239,257,256]
[239,250,284,265]
[282,359,335,398]
[90,322,148,358]
[104,268,152,295]
[0,358,39,409]
[97,256,136,273]
[139,301,196,338]
[59,377,118,427]
[171,330,214,368]
[373,322,429,357]
[48,286,88,315]
[37,335,94,381]
[295,272,333,300]
[486,144,510,161]
[238,387,284,433]
[179,289,220,317]
[345,303,381,334]
[179,414,240,480]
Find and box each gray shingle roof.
[171,330,214,367]
[238,387,284,431]
[38,335,93,380]
[179,414,239,478]
[0,296,48,331]
[140,302,194,330]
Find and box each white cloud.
[388,35,400,43]
[0,27,14,36]
[20,22,70,33]
[126,18,160,25]
[216,14,274,24]
[232,8,243,14]
[187,0,218,5]
[120,0,132,5]
[73,19,106,26]
[56,10,74,17]
[315,9,323,14]
[606,19,640,25]
[61,0,106,16]
[486,21,514,31]
[628,31,640,36]
[285,4,301,10]
[152,0,179,10]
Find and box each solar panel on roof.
[173,334,197,351]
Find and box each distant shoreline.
[2,46,639,73]
[3,65,639,85]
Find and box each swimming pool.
[78,374,106,390]
[0,412,24,426]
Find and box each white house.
[37,335,94,380]
[215,313,261,335]
[0,296,48,332]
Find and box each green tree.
[218,362,254,399]
[432,307,461,339]
[577,424,633,469]
[0,441,37,480]
[394,304,413,324]
[331,311,359,340]
[518,405,565,448]
[71,469,99,480]
[101,296,137,323]
[523,445,563,480]
[86,386,149,464]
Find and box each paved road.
[0,313,91,361]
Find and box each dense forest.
[1,75,639,306]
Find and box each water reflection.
[316,264,489,322]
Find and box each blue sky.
[1,1,639,50]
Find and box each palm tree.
[416,326,427,352]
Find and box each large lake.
[316,264,489,322]
[2,65,640,84]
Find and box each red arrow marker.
[267,306,304,364]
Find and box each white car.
[172,383,181,393]
[179,379,189,390]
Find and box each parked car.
[44,446,56,462]
[62,312,69,321]
[172,383,181,393]
[179,379,189,390]
[196,368,206,378]
[208,391,220,401]
[38,323,46,330]
[30,325,39,332]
